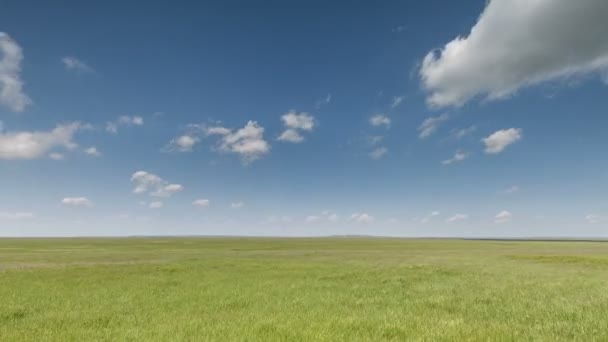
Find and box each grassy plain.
[1,237,608,341]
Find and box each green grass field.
[1,238,608,341]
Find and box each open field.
[1,238,608,341]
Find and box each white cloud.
[231,201,244,209]
[446,213,469,223]
[418,113,449,138]
[442,150,468,165]
[85,146,101,157]
[62,197,94,207]
[483,128,522,154]
[420,211,440,224]
[0,32,31,112]
[61,56,93,73]
[281,110,315,131]
[278,111,316,143]
[0,122,82,160]
[327,213,340,222]
[451,125,477,140]
[306,215,320,223]
[420,0,608,107]
[106,116,144,134]
[494,210,512,224]
[390,96,404,109]
[49,152,65,161]
[193,199,210,208]
[165,134,200,152]
[585,214,603,224]
[369,114,391,128]
[206,121,270,163]
[350,213,374,223]
[277,129,304,143]
[369,147,388,160]
[149,201,163,209]
[503,185,520,194]
[0,211,34,220]
[131,171,183,197]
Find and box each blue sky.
[1,0,607,237]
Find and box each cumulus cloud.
[494,210,512,224]
[446,213,469,223]
[420,0,608,107]
[369,147,388,160]
[442,150,468,165]
[0,32,31,112]
[206,121,270,163]
[0,122,83,160]
[165,134,200,152]
[106,116,144,134]
[418,113,449,138]
[0,211,34,220]
[369,114,391,128]
[278,111,316,143]
[131,171,183,197]
[149,201,163,209]
[483,128,522,154]
[350,213,374,223]
[62,197,94,207]
[193,199,210,208]
[84,146,101,157]
[61,56,94,73]
[277,129,304,143]
[503,185,520,194]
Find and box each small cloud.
[483,128,522,154]
[149,201,163,209]
[418,113,449,139]
[503,185,520,194]
[85,146,101,157]
[278,111,316,143]
[49,152,65,161]
[446,213,469,223]
[350,213,374,223]
[392,25,407,33]
[420,211,440,224]
[0,122,84,160]
[494,210,512,224]
[0,211,34,220]
[62,197,94,207]
[193,199,210,208]
[106,116,144,134]
[205,121,270,163]
[390,96,404,109]
[164,134,200,152]
[131,171,183,197]
[451,125,477,140]
[277,129,304,143]
[61,56,94,73]
[306,215,320,223]
[315,93,331,109]
[369,114,391,128]
[585,214,603,224]
[369,147,388,160]
[442,150,468,165]
[231,201,244,209]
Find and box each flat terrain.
[1,238,608,341]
